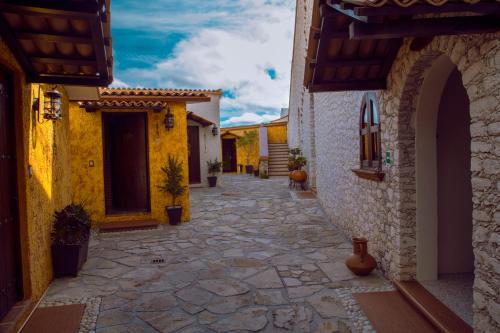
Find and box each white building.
[186,90,223,187]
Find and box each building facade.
[187,90,223,187]
[0,1,112,330]
[289,0,499,331]
[70,88,213,225]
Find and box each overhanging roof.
[187,111,214,127]
[0,0,113,86]
[79,88,211,112]
[305,0,500,92]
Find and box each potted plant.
[159,155,187,225]
[288,148,308,183]
[51,203,91,277]
[207,158,222,187]
[237,130,258,174]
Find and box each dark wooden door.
[0,70,22,320]
[222,139,237,172]
[188,126,201,184]
[103,113,150,214]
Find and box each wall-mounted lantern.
[164,106,174,131]
[212,124,218,136]
[43,88,62,120]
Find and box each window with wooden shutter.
[353,92,385,181]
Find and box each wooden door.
[103,113,150,214]
[222,139,237,172]
[188,126,201,184]
[0,70,22,320]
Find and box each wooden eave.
[304,0,500,93]
[0,0,113,86]
[187,111,214,127]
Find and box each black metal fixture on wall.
[44,88,62,120]
[32,85,63,122]
[164,106,174,130]
[212,124,218,136]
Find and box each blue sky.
[111,0,295,126]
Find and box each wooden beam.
[82,105,164,113]
[89,11,110,84]
[17,33,93,44]
[309,79,386,92]
[326,0,383,23]
[31,57,96,67]
[311,18,329,89]
[0,15,35,77]
[350,16,500,40]
[0,3,95,18]
[310,58,384,68]
[354,2,500,17]
[30,74,108,86]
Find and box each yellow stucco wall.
[221,123,288,172]
[223,128,260,171]
[1,37,73,303]
[69,103,190,225]
[267,123,288,144]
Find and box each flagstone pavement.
[43,175,391,333]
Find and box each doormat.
[21,304,85,333]
[353,291,439,333]
[295,191,316,199]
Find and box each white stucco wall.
[188,93,222,187]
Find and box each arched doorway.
[414,54,473,324]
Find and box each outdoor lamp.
[164,106,174,130]
[212,124,218,136]
[43,88,62,120]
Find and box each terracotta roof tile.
[342,0,483,7]
[99,88,222,97]
[79,100,168,110]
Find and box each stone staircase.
[268,143,289,176]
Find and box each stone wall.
[288,0,316,187]
[288,1,500,330]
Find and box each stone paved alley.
[42,175,392,333]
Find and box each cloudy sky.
[111,0,295,127]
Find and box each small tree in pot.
[207,158,222,187]
[159,155,187,225]
[51,203,91,277]
[237,130,258,174]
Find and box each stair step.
[100,220,159,233]
[394,281,472,333]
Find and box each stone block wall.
[288,1,500,329]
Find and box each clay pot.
[345,237,377,276]
[291,170,307,183]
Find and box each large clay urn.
[291,170,307,183]
[345,237,377,276]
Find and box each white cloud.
[110,78,130,88]
[222,112,280,126]
[120,0,295,125]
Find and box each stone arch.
[392,35,500,331]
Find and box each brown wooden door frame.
[0,68,23,321]
[102,112,151,215]
[188,126,201,184]
[222,138,237,172]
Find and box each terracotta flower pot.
[345,237,377,276]
[291,170,307,183]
